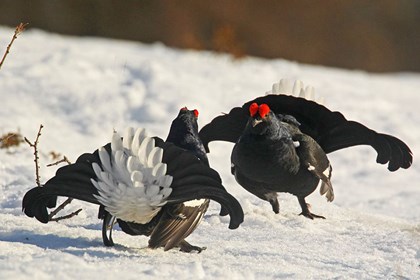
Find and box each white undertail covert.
[91,128,173,224]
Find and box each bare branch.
[25,126,82,222]
[0,22,28,70]
[24,124,43,187]
[50,208,83,222]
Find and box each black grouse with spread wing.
[199,80,413,219]
[23,108,244,252]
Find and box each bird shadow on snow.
[0,228,145,258]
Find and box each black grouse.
[23,107,244,252]
[199,79,413,219]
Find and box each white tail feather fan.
[92,128,173,224]
[266,78,324,105]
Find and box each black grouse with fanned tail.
[23,108,244,252]
[199,79,413,219]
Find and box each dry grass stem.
[0,132,24,149]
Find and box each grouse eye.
[258,104,270,118]
[193,109,199,118]
[249,103,259,117]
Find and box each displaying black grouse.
[199,79,413,219]
[23,107,244,252]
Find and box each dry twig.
[50,209,83,222]
[25,125,83,221]
[47,155,71,167]
[24,124,43,187]
[0,22,28,70]
[46,156,82,222]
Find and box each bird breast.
[231,137,300,182]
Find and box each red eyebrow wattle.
[249,103,259,117]
[258,104,270,118]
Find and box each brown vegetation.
[1,1,419,71]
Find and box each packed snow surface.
[0,26,419,279]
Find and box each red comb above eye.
[180,107,188,111]
[259,104,270,118]
[193,109,199,118]
[249,103,259,117]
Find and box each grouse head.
[166,107,208,165]
[174,107,200,131]
[247,103,276,135]
[167,107,200,137]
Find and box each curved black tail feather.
[156,139,244,229]
[23,136,244,230]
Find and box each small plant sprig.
[25,125,82,222]
[0,131,24,149]
[24,124,43,187]
[0,22,28,70]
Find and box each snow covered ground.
[0,26,419,279]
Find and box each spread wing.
[199,80,412,171]
[199,107,247,153]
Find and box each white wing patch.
[266,79,325,105]
[91,128,173,224]
[319,164,334,202]
[183,199,207,207]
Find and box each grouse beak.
[252,118,263,127]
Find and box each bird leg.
[297,197,325,219]
[102,212,117,246]
[253,191,280,214]
[178,240,207,253]
[268,196,280,214]
[253,192,280,213]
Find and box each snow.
[0,26,419,279]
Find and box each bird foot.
[297,198,325,219]
[299,211,325,220]
[179,240,207,253]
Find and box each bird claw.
[179,240,207,253]
[299,211,325,220]
[297,198,325,219]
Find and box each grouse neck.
[246,117,292,141]
[166,118,209,165]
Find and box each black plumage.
[199,88,413,219]
[23,108,244,252]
